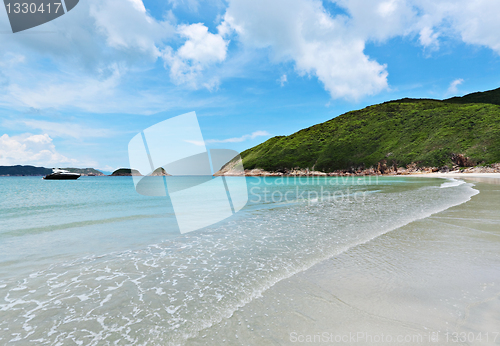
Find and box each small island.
[0,165,105,176]
[111,168,143,176]
[111,167,171,176]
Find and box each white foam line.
[440,178,466,188]
[188,183,480,340]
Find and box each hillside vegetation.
[61,168,104,176]
[0,166,105,176]
[111,168,142,176]
[241,88,500,172]
[0,165,52,176]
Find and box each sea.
[0,175,478,345]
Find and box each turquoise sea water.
[0,176,477,345]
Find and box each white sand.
[187,178,500,346]
[409,172,500,179]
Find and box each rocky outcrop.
[457,163,500,173]
[111,167,171,176]
[214,157,245,176]
[451,154,475,167]
[111,168,142,176]
[61,168,105,176]
[150,167,171,176]
[215,161,500,177]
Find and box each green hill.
[0,165,52,176]
[445,87,500,106]
[60,168,105,176]
[111,168,142,176]
[241,88,500,172]
[0,166,105,176]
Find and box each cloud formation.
[206,130,270,143]
[0,0,177,112]
[185,130,270,146]
[219,0,500,100]
[22,120,115,139]
[162,23,229,90]
[220,0,389,100]
[0,133,78,166]
[332,0,500,53]
[90,0,174,58]
[279,74,287,87]
[447,78,464,95]
[2,0,500,112]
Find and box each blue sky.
[1,0,500,172]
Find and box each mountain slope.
[445,87,500,106]
[0,166,105,176]
[0,165,52,176]
[60,168,105,176]
[241,89,500,172]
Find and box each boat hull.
[43,174,80,180]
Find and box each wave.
[440,178,466,188]
[0,178,479,345]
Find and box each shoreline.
[187,177,500,345]
[405,172,500,178]
[220,170,500,178]
[216,160,500,177]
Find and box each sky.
[1,0,500,172]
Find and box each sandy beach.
[186,176,500,345]
[1,175,497,345]
[409,173,500,180]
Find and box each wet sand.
[410,173,500,180]
[187,179,500,345]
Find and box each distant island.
[0,166,105,176]
[59,168,105,176]
[220,87,500,176]
[111,168,142,176]
[0,166,171,177]
[110,167,170,176]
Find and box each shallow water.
[0,176,478,345]
[185,181,500,346]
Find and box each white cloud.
[185,130,270,146]
[279,74,287,87]
[168,0,200,11]
[1,0,500,111]
[0,1,233,111]
[447,78,464,95]
[127,0,147,13]
[215,0,500,100]
[0,0,174,68]
[418,26,440,49]
[21,120,115,139]
[217,0,500,99]
[162,23,229,90]
[220,0,389,100]
[207,130,270,143]
[0,0,178,112]
[0,133,78,166]
[331,0,500,54]
[212,0,500,100]
[0,53,25,67]
[6,64,122,112]
[89,0,174,58]
[333,0,417,41]
[439,0,500,54]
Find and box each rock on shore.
[215,159,500,177]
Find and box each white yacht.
[43,168,81,180]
